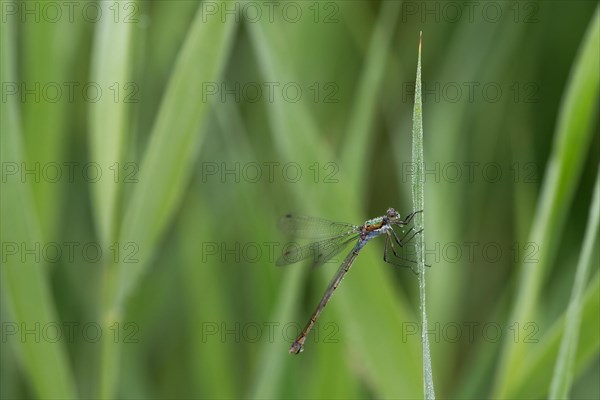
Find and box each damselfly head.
[386,208,400,221]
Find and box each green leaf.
[111,1,237,314]
[340,0,402,191]
[88,0,135,247]
[19,4,83,241]
[508,272,600,398]
[549,167,600,398]
[1,17,77,399]
[411,31,436,400]
[97,3,237,397]
[493,6,600,397]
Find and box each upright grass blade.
[493,7,600,397]
[411,31,436,400]
[508,272,600,398]
[340,0,401,191]
[549,167,600,398]
[109,0,237,314]
[20,5,82,241]
[0,18,76,399]
[178,191,239,399]
[89,0,135,247]
[97,3,237,397]
[405,23,520,393]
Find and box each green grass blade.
[19,6,82,241]
[0,17,76,399]
[249,266,306,399]
[179,191,239,399]
[549,167,600,398]
[340,0,401,190]
[508,272,600,398]
[98,4,237,397]
[493,7,600,396]
[112,1,237,310]
[405,24,523,392]
[88,0,135,246]
[245,22,330,166]
[411,32,436,400]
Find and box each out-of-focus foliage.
[1,1,598,399]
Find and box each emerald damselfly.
[277,208,422,354]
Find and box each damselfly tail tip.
[289,340,304,354]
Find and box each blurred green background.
[1,0,599,399]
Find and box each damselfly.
[277,208,422,354]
